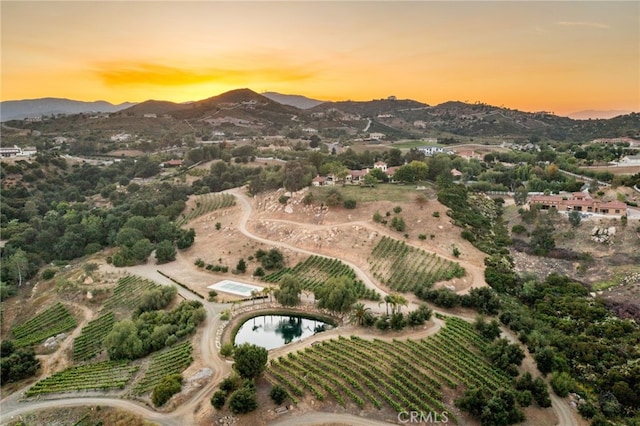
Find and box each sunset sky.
[2,1,639,116]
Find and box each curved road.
[0,187,579,426]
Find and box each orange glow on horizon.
[1,1,638,116]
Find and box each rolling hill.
[0,98,135,122]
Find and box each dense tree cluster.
[499,274,640,421]
[0,156,194,296]
[0,340,40,384]
[106,300,205,361]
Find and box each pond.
[233,314,331,350]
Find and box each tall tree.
[315,276,357,314]
[105,320,144,360]
[274,274,302,307]
[233,343,268,379]
[7,249,28,287]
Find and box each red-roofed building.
[162,159,183,168]
[528,192,627,216]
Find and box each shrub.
[208,290,218,302]
[461,229,475,242]
[550,371,575,397]
[194,258,205,268]
[278,195,290,205]
[215,222,222,230]
[253,267,265,277]
[452,246,461,258]
[220,374,241,393]
[372,211,383,223]
[418,234,427,240]
[343,199,357,209]
[393,206,402,214]
[236,258,247,273]
[511,224,527,234]
[220,311,230,321]
[391,216,406,232]
[151,374,182,407]
[270,384,289,405]
[432,211,440,218]
[211,390,226,409]
[229,387,258,414]
[41,269,56,280]
[220,342,234,357]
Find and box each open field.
[579,165,640,175]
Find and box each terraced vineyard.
[25,361,138,397]
[12,302,77,348]
[263,255,380,300]
[73,312,115,361]
[176,192,236,226]
[102,275,162,313]
[368,236,465,293]
[266,316,510,422]
[133,341,193,395]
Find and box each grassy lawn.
[310,183,433,203]
[389,140,442,149]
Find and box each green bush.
[343,199,357,209]
[270,384,289,404]
[511,224,527,234]
[393,206,402,214]
[220,342,234,357]
[391,216,406,232]
[229,386,258,414]
[432,211,440,218]
[151,374,182,407]
[550,371,575,397]
[41,269,56,280]
[211,390,226,409]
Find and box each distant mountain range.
[2,91,637,122]
[2,89,638,142]
[261,92,325,109]
[0,98,135,122]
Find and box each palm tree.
[349,303,371,326]
[261,286,272,304]
[379,295,392,315]
[250,290,259,305]
[390,293,408,314]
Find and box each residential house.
[528,192,627,216]
[161,159,183,168]
[311,176,326,187]
[0,145,22,157]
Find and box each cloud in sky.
[94,62,315,87]
[555,21,610,29]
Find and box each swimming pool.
[208,280,264,297]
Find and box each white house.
[418,146,445,156]
[373,161,388,172]
[369,133,385,140]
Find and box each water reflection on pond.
[233,315,331,350]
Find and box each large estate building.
[528,192,628,216]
